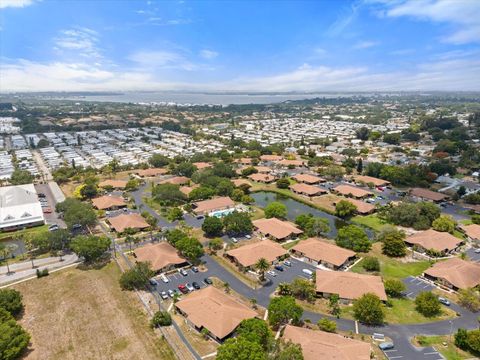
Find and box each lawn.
[352,214,389,232]
[413,335,478,360]
[0,224,49,241]
[282,239,300,250]
[12,262,175,360]
[382,298,456,324]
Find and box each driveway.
[466,247,480,262]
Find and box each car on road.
[284,260,292,267]
[149,278,158,286]
[178,284,188,294]
[474,248,480,254]
[160,274,169,283]
[48,224,59,232]
[192,266,199,273]
[168,289,175,298]
[378,342,394,351]
[43,207,52,213]
[179,268,188,276]
[267,270,276,277]
[274,265,284,271]
[192,282,201,290]
[41,202,49,208]
[438,297,451,306]
[160,291,168,300]
[365,198,375,204]
[204,277,213,285]
[185,283,194,292]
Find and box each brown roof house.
[99,179,128,189]
[292,173,325,184]
[333,198,375,215]
[193,162,212,170]
[315,270,387,303]
[260,154,282,162]
[253,218,303,241]
[134,242,187,273]
[459,224,480,244]
[175,286,257,341]
[424,257,480,291]
[192,197,235,216]
[291,238,356,270]
[108,213,150,233]
[283,325,371,360]
[91,195,126,210]
[248,173,276,183]
[159,176,190,186]
[231,179,252,188]
[225,240,288,270]
[352,175,390,187]
[332,184,373,199]
[409,188,448,203]
[290,183,327,197]
[405,229,463,255]
[133,168,168,177]
[278,159,305,168]
[254,166,273,173]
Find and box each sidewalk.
[0,254,79,285]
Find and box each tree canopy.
[335,225,371,252]
[264,202,288,219]
[267,296,303,328]
[70,235,111,263]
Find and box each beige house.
[291,238,356,270]
[134,242,187,273]
[405,229,463,255]
[225,240,288,270]
[292,173,325,184]
[108,213,150,233]
[424,258,480,291]
[253,218,303,241]
[459,224,480,244]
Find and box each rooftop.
[424,257,480,289]
[292,238,356,267]
[134,242,186,271]
[226,239,288,267]
[253,218,303,240]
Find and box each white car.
[185,283,194,292]
[231,237,238,243]
[475,248,480,254]
[160,274,169,283]
[267,270,276,277]
[160,291,168,300]
[168,290,175,298]
[245,234,251,239]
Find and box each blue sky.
[1,0,480,92]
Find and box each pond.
[0,237,26,258]
[251,191,374,239]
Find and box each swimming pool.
[209,208,236,218]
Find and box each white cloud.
[353,40,379,49]
[128,50,200,71]
[0,0,35,9]
[54,27,102,59]
[376,0,480,44]
[199,49,218,59]
[327,1,362,36]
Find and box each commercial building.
[0,184,45,231]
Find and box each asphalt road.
[466,247,480,262]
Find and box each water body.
[251,191,375,239]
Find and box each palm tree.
[125,235,134,252]
[0,243,18,275]
[255,257,269,282]
[24,235,37,269]
[223,282,230,293]
[277,282,292,296]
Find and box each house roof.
[254,166,272,173]
[226,240,288,267]
[410,188,448,202]
[460,224,480,241]
[315,270,387,301]
[405,229,462,252]
[290,183,327,196]
[180,185,199,196]
[175,286,257,340]
[283,325,371,360]
[134,168,168,177]
[193,162,212,170]
[91,195,126,210]
[340,198,375,214]
[98,179,128,189]
[278,159,305,167]
[292,174,325,184]
[0,184,44,230]
[248,173,276,183]
[192,197,235,215]
[260,154,282,162]
[231,179,252,188]
[292,238,356,267]
[134,242,186,271]
[332,184,373,198]
[424,257,480,289]
[108,213,150,232]
[159,176,189,185]
[353,175,390,187]
[253,218,303,240]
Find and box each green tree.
[9,169,34,185]
[455,328,469,350]
[276,178,290,189]
[335,200,358,218]
[467,329,480,353]
[384,279,406,298]
[202,216,224,237]
[222,211,253,236]
[236,318,273,350]
[0,290,23,317]
[317,318,337,333]
[56,198,97,229]
[432,215,456,233]
[328,294,341,317]
[290,278,316,302]
[273,341,304,360]
[188,186,216,201]
[208,238,224,253]
[150,311,172,327]
[264,202,287,219]
[119,262,155,290]
[216,337,267,360]
[267,296,303,328]
[362,256,380,272]
[173,162,197,178]
[415,291,441,317]
[378,226,407,257]
[0,309,30,360]
[167,207,184,222]
[149,154,170,168]
[353,293,384,325]
[255,258,270,282]
[216,179,234,196]
[335,225,371,252]
[175,236,204,262]
[70,235,111,263]
[458,288,480,312]
[152,183,186,206]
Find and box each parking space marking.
[387,356,403,359]
[423,352,440,355]
[423,284,431,289]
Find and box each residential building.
[331,184,373,199]
[192,197,235,216]
[404,229,463,255]
[133,242,187,273]
[423,258,480,291]
[91,195,126,210]
[292,173,325,184]
[291,238,356,270]
[290,183,327,197]
[253,218,303,241]
[108,213,150,232]
[409,188,448,203]
[225,239,287,270]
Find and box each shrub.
[317,318,336,333]
[415,291,441,317]
[384,279,406,298]
[150,311,172,327]
[0,289,23,317]
[362,257,380,272]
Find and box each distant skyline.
[1,0,480,92]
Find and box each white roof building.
[0,184,45,230]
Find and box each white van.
[160,274,169,283]
[302,269,313,276]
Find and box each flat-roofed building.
[108,213,150,233]
[405,229,463,255]
[332,184,373,199]
[315,270,387,302]
[292,173,325,184]
[225,239,287,270]
[134,242,187,273]
[291,238,356,270]
[253,218,303,241]
[0,184,45,231]
[290,183,327,197]
[424,257,480,291]
[283,325,371,360]
[192,197,235,216]
[409,188,448,203]
[91,195,126,210]
[175,286,257,341]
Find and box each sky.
[1,0,480,92]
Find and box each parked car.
[302,269,313,276]
[438,297,451,306]
[72,224,82,230]
[178,284,188,294]
[149,278,158,286]
[196,215,204,220]
[160,291,168,300]
[365,198,375,204]
[192,282,201,290]
[474,248,480,254]
[179,268,188,276]
[231,237,238,243]
[274,265,284,272]
[204,277,213,285]
[41,203,49,208]
[379,342,394,351]
[37,193,46,198]
[160,274,169,283]
[48,224,59,232]
[245,234,251,239]
[191,266,199,273]
[43,207,52,214]
[266,270,276,277]
[283,260,292,267]
[185,283,194,292]
[168,289,175,298]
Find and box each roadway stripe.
[423,352,440,355]
[387,356,403,359]
[384,350,397,353]
[423,284,431,288]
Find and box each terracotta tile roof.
[193,162,212,170]
[424,257,480,289]
[283,325,371,360]
[248,173,276,183]
[254,166,272,173]
[134,242,186,271]
[315,270,387,301]
[91,195,126,210]
[234,158,253,165]
[292,238,356,267]
[108,213,150,232]
[180,185,199,196]
[353,175,390,187]
[226,240,288,268]
[260,155,282,162]
[405,229,462,253]
[290,183,327,196]
[410,188,448,202]
[292,174,325,184]
[253,218,303,240]
[459,224,480,241]
[340,198,375,214]
[231,179,252,188]
[332,184,373,198]
[175,286,257,340]
[159,176,190,185]
[98,179,128,189]
[133,168,168,177]
[278,159,305,167]
[192,197,235,215]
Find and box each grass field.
[0,224,49,241]
[413,335,478,360]
[13,262,175,360]
[352,214,389,232]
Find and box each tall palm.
[0,243,18,274]
[255,257,269,282]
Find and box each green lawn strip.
[282,239,300,250]
[0,224,49,241]
[414,335,476,360]
[459,219,473,225]
[351,214,389,232]
[452,230,466,240]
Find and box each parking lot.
[34,183,66,228]
[466,247,480,262]
[402,276,435,299]
[382,344,444,360]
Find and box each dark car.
[191,266,199,273]
[149,278,158,286]
[178,284,188,294]
[274,265,284,272]
[204,277,213,285]
[72,224,82,230]
[192,282,201,290]
[37,193,46,198]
